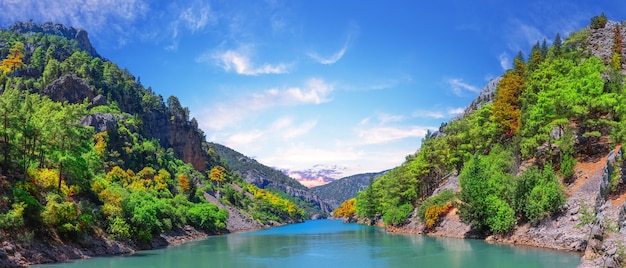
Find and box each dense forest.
[335,14,626,235]
[0,22,306,248]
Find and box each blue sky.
[2,1,625,186]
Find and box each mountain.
[346,15,626,266]
[0,22,312,267]
[311,170,388,210]
[209,142,334,217]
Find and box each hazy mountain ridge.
[311,170,388,210]
[209,142,334,217]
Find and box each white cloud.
[377,113,404,125]
[283,120,318,139]
[268,117,318,139]
[448,78,479,96]
[499,52,510,70]
[447,107,465,115]
[204,47,289,75]
[357,126,430,145]
[262,146,363,168]
[225,130,264,148]
[199,78,333,131]
[412,110,445,119]
[308,44,349,65]
[308,22,359,65]
[179,3,215,32]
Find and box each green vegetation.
[0,24,307,244]
[417,190,455,229]
[354,15,625,234]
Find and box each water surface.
[35,220,580,268]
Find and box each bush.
[423,202,452,228]
[485,195,516,233]
[41,193,78,227]
[0,202,26,229]
[382,203,413,226]
[417,189,456,220]
[561,153,576,183]
[107,216,131,241]
[187,203,228,231]
[514,165,566,224]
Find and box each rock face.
[141,110,207,171]
[43,75,95,103]
[79,112,121,133]
[587,21,626,66]
[461,76,502,117]
[9,21,99,58]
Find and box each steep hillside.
[209,142,334,217]
[341,15,626,265]
[311,171,387,210]
[0,22,308,267]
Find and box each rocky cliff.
[141,109,208,171]
[9,21,100,58]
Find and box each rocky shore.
[386,147,626,267]
[0,189,269,267]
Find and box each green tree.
[590,12,608,29]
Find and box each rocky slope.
[386,146,626,267]
[9,21,99,58]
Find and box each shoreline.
[5,223,269,267]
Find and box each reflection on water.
[35,220,580,268]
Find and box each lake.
[35,220,581,268]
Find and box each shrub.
[41,193,78,227]
[485,195,516,233]
[561,153,576,182]
[417,189,456,220]
[0,202,26,229]
[514,165,566,224]
[424,202,452,228]
[382,203,413,226]
[107,216,131,241]
[187,203,228,231]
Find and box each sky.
[1,1,626,187]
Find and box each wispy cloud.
[448,78,479,96]
[447,107,465,115]
[199,78,333,130]
[498,52,510,70]
[412,110,445,119]
[201,46,290,75]
[178,3,215,32]
[284,120,318,139]
[357,126,432,145]
[269,117,318,139]
[226,130,264,148]
[308,22,359,65]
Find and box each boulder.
[43,75,94,103]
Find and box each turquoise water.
[35,220,580,268]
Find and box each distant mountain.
[209,142,334,217]
[311,170,388,210]
[282,164,351,188]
